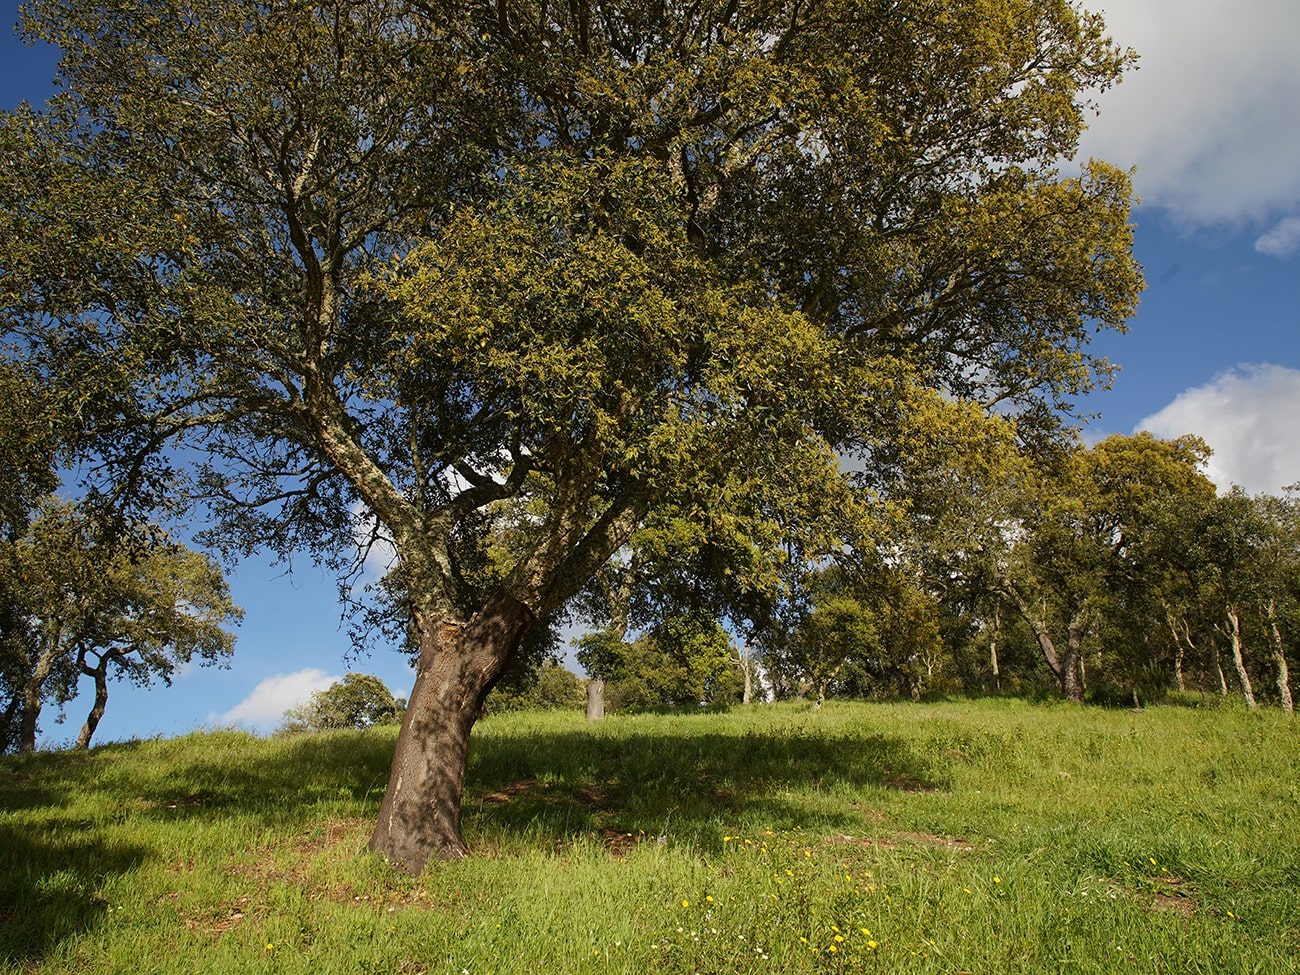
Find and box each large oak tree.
[1,0,1140,871]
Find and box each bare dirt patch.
[480,778,542,804]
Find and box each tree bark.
[369,591,535,874]
[1027,615,1084,702]
[75,665,110,749]
[1265,600,1294,715]
[1226,607,1257,710]
[989,609,1001,692]
[740,643,753,704]
[1166,610,1187,693]
[18,696,40,753]
[1210,640,1229,697]
[585,677,606,721]
[18,641,60,753]
[1005,590,1084,702]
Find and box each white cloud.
[1136,364,1300,493]
[1078,1,1300,225]
[220,668,340,728]
[1254,216,1300,257]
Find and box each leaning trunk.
[1226,607,1257,710]
[75,666,109,749]
[1265,600,1294,715]
[1211,641,1229,697]
[369,592,535,874]
[585,677,606,721]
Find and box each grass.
[2,697,1298,973]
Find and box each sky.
[3,1,1298,745]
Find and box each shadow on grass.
[0,823,147,965]
[462,727,941,847]
[0,717,939,958]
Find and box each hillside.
[2,699,1297,973]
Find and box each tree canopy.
[2,0,1141,870]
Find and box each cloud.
[220,668,339,728]
[1136,364,1300,493]
[1078,0,1300,225]
[1254,216,1300,257]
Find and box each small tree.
[2,499,240,751]
[281,674,404,733]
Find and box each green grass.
[2,698,1298,973]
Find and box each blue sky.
[5,1,1298,744]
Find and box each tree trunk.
[1006,591,1084,702]
[1166,611,1187,693]
[741,643,753,705]
[18,697,40,753]
[815,681,826,709]
[1210,640,1229,697]
[18,641,60,753]
[1069,606,1090,701]
[1226,607,1257,710]
[585,677,606,721]
[369,592,535,874]
[989,609,1001,692]
[76,666,110,749]
[1266,600,1294,715]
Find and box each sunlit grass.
[2,698,1297,973]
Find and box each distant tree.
[1250,491,1298,714]
[483,661,586,715]
[281,674,404,733]
[797,594,879,708]
[2,500,240,751]
[578,612,739,712]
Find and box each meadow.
[2,698,1297,974]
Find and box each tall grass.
[2,698,1297,973]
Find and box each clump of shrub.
[279,673,404,733]
[484,660,586,714]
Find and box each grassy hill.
[2,698,1298,973]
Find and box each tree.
[281,673,404,732]
[1250,491,1298,714]
[482,660,586,714]
[795,594,879,708]
[999,435,1216,703]
[577,612,739,712]
[2,499,240,751]
[0,363,63,750]
[3,0,1139,869]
